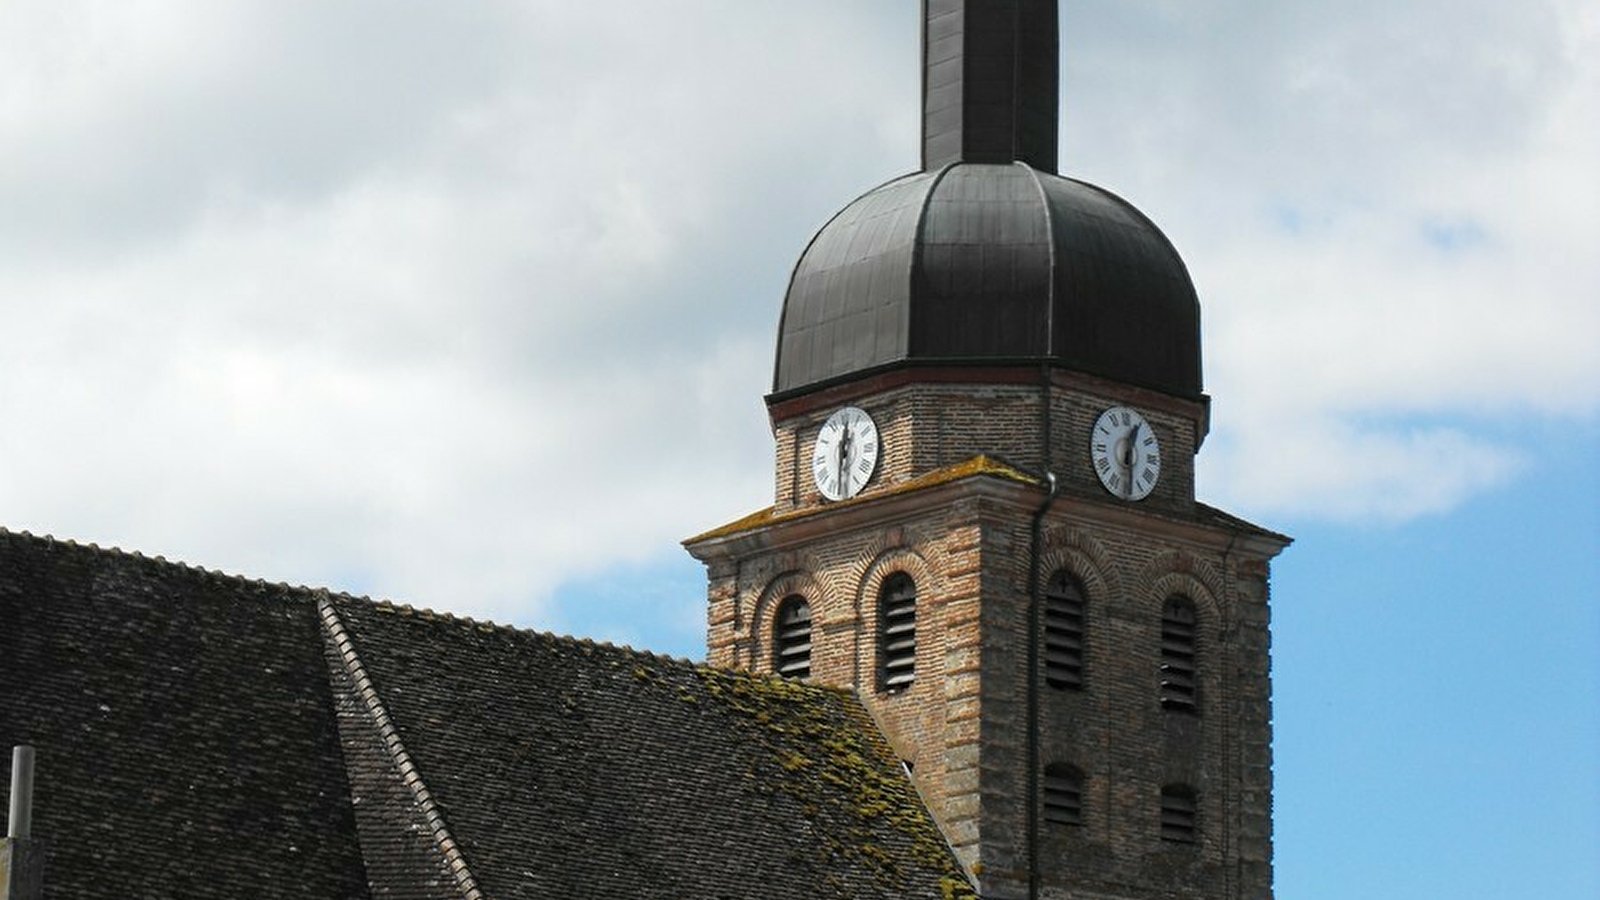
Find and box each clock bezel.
[811,406,880,502]
[1090,405,1161,502]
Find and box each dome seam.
[906,162,959,359]
[1017,162,1059,358]
[774,171,928,393]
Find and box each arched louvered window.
[1159,595,1198,712]
[773,595,812,679]
[1160,784,1199,843]
[879,573,917,691]
[1044,570,1086,689]
[1042,763,1084,827]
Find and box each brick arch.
[852,546,937,690]
[1139,549,1227,624]
[1144,569,1225,725]
[1040,525,1120,601]
[750,569,826,673]
[1036,531,1118,701]
[1036,547,1114,607]
[1144,565,1228,845]
[854,546,937,614]
[1144,571,1222,635]
[740,546,830,627]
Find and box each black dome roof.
[773,162,1202,399]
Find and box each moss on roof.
[686,454,1039,544]
[0,527,977,899]
[695,668,976,900]
[337,597,977,899]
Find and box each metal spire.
[922,0,1060,173]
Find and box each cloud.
[1058,0,1599,521]
[1199,413,1523,523]
[0,0,1593,626]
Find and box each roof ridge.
[0,525,736,668]
[317,594,485,900]
[0,525,376,604]
[1193,502,1294,545]
[349,596,865,702]
[361,597,710,669]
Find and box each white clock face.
[1091,406,1161,501]
[812,406,879,501]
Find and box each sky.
[1,1,1595,898]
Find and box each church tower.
[685,4,1289,899]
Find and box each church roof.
[0,528,974,900]
[771,0,1204,402]
[773,163,1202,400]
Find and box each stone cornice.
[684,455,1289,563]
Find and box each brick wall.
[692,375,1282,900]
[769,369,1205,518]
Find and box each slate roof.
[0,528,973,900]
[774,163,1202,400]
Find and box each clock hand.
[1125,425,1139,500]
[839,426,853,497]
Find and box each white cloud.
[1073,0,1600,521]
[1198,412,1523,523]
[0,0,1594,625]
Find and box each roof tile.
[0,528,975,899]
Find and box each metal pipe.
[1026,471,1060,900]
[8,745,35,839]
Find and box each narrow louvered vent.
[1160,785,1198,843]
[879,573,917,691]
[1159,596,1198,712]
[1042,763,1083,826]
[774,596,812,679]
[1044,570,1086,689]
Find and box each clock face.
[812,406,879,501]
[1091,406,1161,501]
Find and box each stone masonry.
[686,370,1286,900]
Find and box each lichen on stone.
[693,667,977,899]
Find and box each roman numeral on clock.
[1091,406,1160,501]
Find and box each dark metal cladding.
[773,163,1202,400]
[774,1,1200,401]
[1040,173,1202,400]
[923,0,1059,173]
[911,164,1053,359]
[774,173,935,392]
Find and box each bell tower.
[685,4,1289,899]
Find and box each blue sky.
[541,421,1600,900]
[1270,420,1598,898]
[1,2,1595,898]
